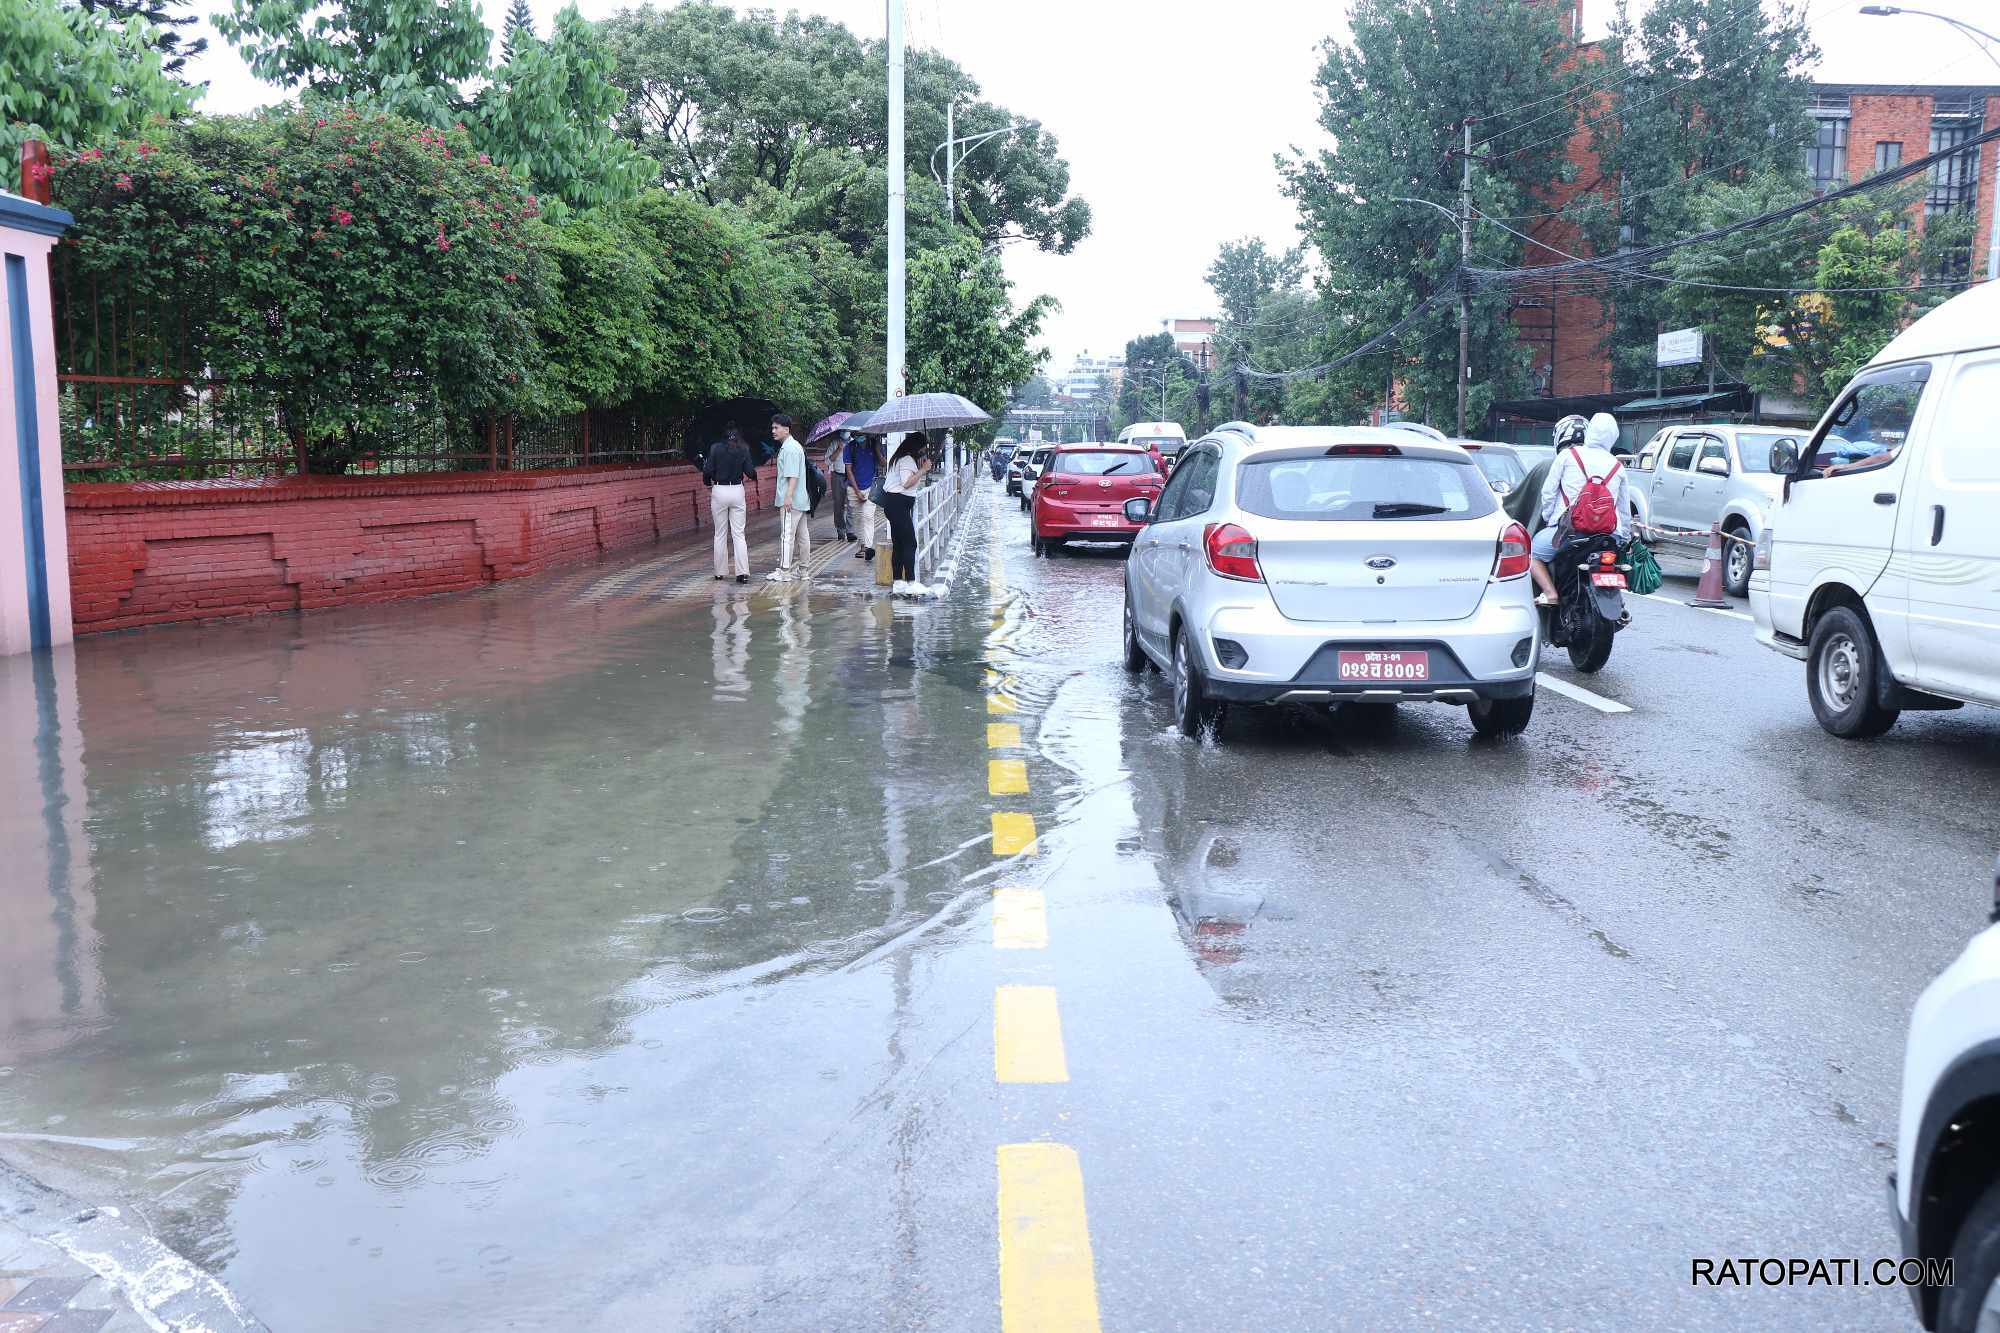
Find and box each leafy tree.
[53,110,550,472]
[1,0,195,160]
[906,237,1052,438]
[1013,375,1055,409]
[598,4,1089,255]
[1206,239,1304,330]
[474,6,649,214]
[1284,0,1587,428]
[1648,171,1956,413]
[500,0,534,64]
[1115,332,1197,431]
[1583,0,1819,387]
[215,0,492,126]
[75,0,205,75]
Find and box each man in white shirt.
[1531,412,1631,605]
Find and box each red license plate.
[1590,572,1627,588]
[1336,649,1429,682]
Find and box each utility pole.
[1457,118,1472,439]
[944,100,953,226]
[886,0,905,401]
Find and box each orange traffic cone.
[1688,520,1730,608]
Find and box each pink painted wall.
[0,192,75,654]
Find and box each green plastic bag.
[1626,538,1663,596]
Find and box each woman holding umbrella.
[881,432,934,595]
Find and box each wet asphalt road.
[2,485,1997,1331]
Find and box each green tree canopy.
[1582,0,1820,387]
[215,0,491,126]
[906,236,1052,437]
[473,6,649,214]
[1283,0,1587,429]
[500,0,534,64]
[1,0,195,160]
[75,0,205,75]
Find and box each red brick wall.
[1517,43,1613,398]
[65,464,778,634]
[1845,94,1933,228]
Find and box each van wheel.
[1722,525,1753,597]
[1807,606,1900,738]
[1172,627,1225,739]
[1469,693,1534,737]
[1936,1176,2000,1333]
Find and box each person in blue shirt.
[846,432,883,563]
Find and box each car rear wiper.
[1371,502,1449,516]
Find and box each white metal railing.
[913,461,975,582]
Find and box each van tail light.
[1754,528,1773,572]
[1493,521,1532,581]
[1203,523,1262,582]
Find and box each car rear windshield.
[1053,451,1156,476]
[1468,449,1525,489]
[1125,437,1180,452]
[1236,455,1498,521]
[1735,431,1806,473]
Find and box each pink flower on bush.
[478,153,490,165]
[78,148,103,162]
[113,174,133,192]
[135,143,155,157]
[503,272,516,282]
[435,227,451,252]
[331,207,353,226]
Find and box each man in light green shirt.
[770,413,812,580]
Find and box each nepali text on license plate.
[1591,571,1628,588]
[1090,514,1122,527]
[1336,649,1429,681]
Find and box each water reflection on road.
[0,535,1009,1329]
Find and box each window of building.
[1874,141,1903,173]
[1926,120,1981,279]
[1805,116,1848,194]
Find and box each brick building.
[1495,73,2000,441]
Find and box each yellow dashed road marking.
[987,722,1022,749]
[992,812,1038,855]
[988,692,1018,715]
[992,888,1048,950]
[988,759,1029,795]
[994,986,1069,1083]
[998,1144,1102,1333]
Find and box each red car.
[1029,443,1165,556]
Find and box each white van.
[1117,422,1188,462]
[1750,280,2000,737]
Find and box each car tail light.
[1203,523,1262,582]
[1493,521,1531,580]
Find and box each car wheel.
[1030,533,1043,557]
[1807,605,1900,738]
[1937,1176,2000,1333]
[1121,592,1148,673]
[1469,692,1534,737]
[1171,626,1225,739]
[1722,526,1753,597]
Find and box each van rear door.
[1902,349,2000,704]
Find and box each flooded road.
[4,489,1998,1329]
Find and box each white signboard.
[1027,428,1043,442]
[1656,327,1705,367]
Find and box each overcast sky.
[182,0,2000,371]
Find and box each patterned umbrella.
[805,411,853,446]
[847,392,991,435]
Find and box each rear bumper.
[1194,588,1540,704]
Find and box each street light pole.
[1861,6,2000,278]
[1457,118,1473,439]
[945,100,953,225]
[886,0,905,400]
[931,119,1038,227]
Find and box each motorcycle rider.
[1531,411,1631,606]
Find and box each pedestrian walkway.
[0,1224,149,1333]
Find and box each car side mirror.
[1123,497,1154,524]
[1698,456,1730,477]
[1769,439,1800,477]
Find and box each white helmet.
[1553,414,1589,449]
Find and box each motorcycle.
[1540,531,1631,673]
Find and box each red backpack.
[1564,447,1623,536]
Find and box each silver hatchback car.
[1120,426,1540,737]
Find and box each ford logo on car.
[1365,556,1397,570]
